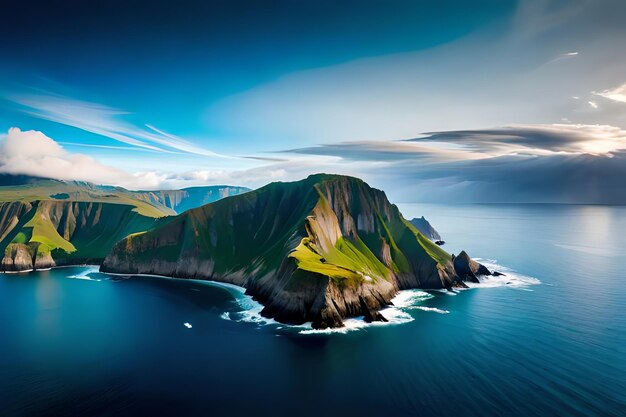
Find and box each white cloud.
[0,127,139,185]
[594,82,626,103]
[588,101,598,109]
[0,127,310,190]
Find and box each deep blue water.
[1,204,625,416]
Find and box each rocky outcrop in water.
[452,250,491,283]
[1,243,34,271]
[1,242,57,272]
[102,174,488,328]
[410,216,442,241]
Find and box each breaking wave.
[470,259,541,288]
[66,267,104,281]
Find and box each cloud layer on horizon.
[0,127,302,190]
[283,124,626,204]
[1,123,626,204]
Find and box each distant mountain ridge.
[0,174,250,216]
[130,185,251,214]
[101,174,491,329]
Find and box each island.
[101,174,492,329]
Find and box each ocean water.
[0,204,625,416]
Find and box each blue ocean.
[1,204,624,416]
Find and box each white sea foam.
[297,289,438,334]
[466,258,541,288]
[0,269,34,274]
[299,308,414,335]
[222,300,279,326]
[470,259,540,288]
[412,306,449,314]
[1,264,100,275]
[433,289,459,295]
[67,267,103,281]
[210,282,279,326]
[391,289,433,307]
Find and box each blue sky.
[1,0,626,203]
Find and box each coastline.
[5,262,540,333]
[0,264,100,275]
[101,270,249,294]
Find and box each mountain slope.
[0,175,250,271]
[101,174,489,328]
[1,201,158,271]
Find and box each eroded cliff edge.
[101,174,492,329]
[0,201,157,271]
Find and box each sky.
[1,0,626,203]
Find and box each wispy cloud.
[594,82,626,103]
[285,124,626,162]
[545,51,580,65]
[588,101,598,109]
[58,142,178,153]
[7,92,226,157]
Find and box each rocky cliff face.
[1,242,57,272]
[1,243,35,271]
[0,202,32,242]
[101,174,491,328]
[0,201,157,272]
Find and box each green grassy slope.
[0,201,159,268]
